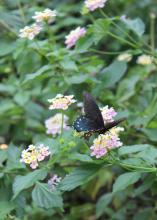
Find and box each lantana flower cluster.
[48,174,62,190]
[65,27,86,49]
[19,24,42,40]
[100,106,117,123]
[137,54,153,65]
[19,8,57,40]
[45,113,69,136]
[85,0,108,11]
[90,105,124,159]
[0,144,8,150]
[48,94,76,110]
[32,8,57,23]
[90,127,124,158]
[20,144,51,169]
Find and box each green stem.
[150,13,155,52]
[33,40,49,61]
[89,49,125,55]
[108,32,138,49]
[18,0,26,24]
[61,111,64,135]
[99,9,140,48]
[99,9,157,60]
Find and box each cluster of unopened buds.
[20,144,51,169]
[48,174,62,190]
[48,94,76,110]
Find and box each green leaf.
[123,18,145,36]
[76,33,94,52]
[136,147,157,165]
[23,65,52,83]
[32,183,63,209]
[65,74,90,84]
[92,19,111,44]
[142,128,157,142]
[133,175,155,197]
[101,61,127,88]
[118,144,151,156]
[60,164,100,191]
[113,172,141,193]
[0,201,15,219]
[13,168,48,199]
[0,41,16,56]
[70,153,93,162]
[96,193,113,218]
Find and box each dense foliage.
[0,0,157,219]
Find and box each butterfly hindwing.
[73,116,103,132]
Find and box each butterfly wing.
[83,92,105,128]
[100,118,126,133]
[73,116,103,132]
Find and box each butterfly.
[73,92,125,138]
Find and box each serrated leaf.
[123,18,145,36]
[23,65,52,83]
[101,60,127,88]
[96,193,113,218]
[60,164,100,191]
[133,175,155,196]
[13,168,48,199]
[113,172,141,193]
[118,144,151,156]
[92,19,111,44]
[142,128,157,142]
[0,201,15,219]
[32,183,63,209]
[76,33,94,52]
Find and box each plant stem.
[108,32,138,49]
[99,9,140,48]
[89,49,126,55]
[18,0,26,25]
[61,111,64,135]
[150,13,155,52]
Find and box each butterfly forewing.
[83,92,104,128]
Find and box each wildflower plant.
[1,1,157,219]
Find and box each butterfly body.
[73,92,125,138]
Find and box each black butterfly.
[73,92,125,138]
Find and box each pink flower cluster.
[65,27,86,49]
[48,94,76,110]
[20,144,51,169]
[85,0,108,11]
[48,174,62,190]
[90,127,124,159]
[100,106,117,123]
[45,113,69,136]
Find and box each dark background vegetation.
[0,0,157,219]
